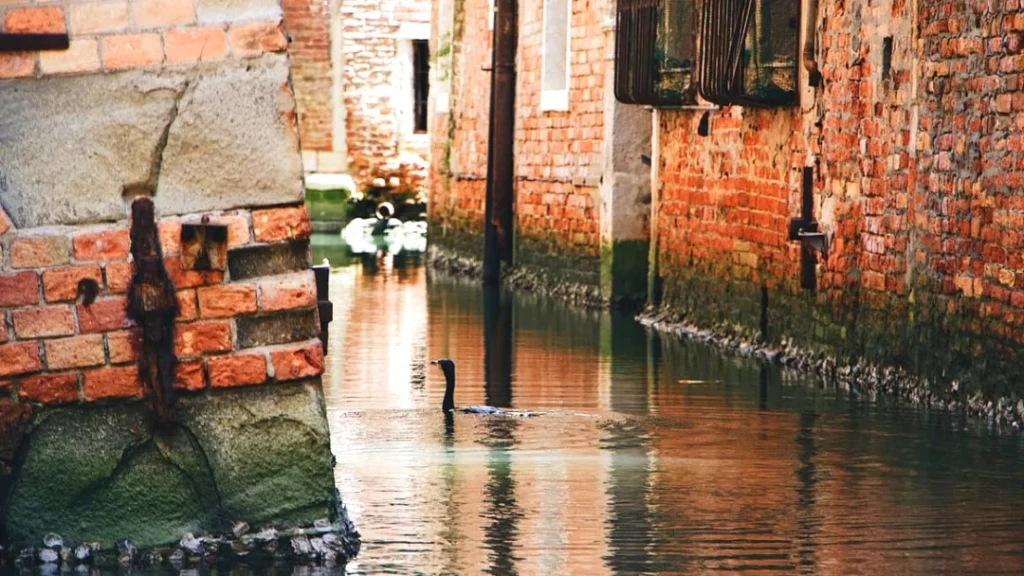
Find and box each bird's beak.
[430,360,438,365]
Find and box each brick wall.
[0,0,324,404]
[0,0,287,78]
[282,0,333,152]
[656,0,1024,394]
[428,0,491,252]
[342,0,430,184]
[430,0,607,279]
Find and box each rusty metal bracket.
[181,217,228,271]
[312,263,333,353]
[0,33,69,52]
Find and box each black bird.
[431,358,538,416]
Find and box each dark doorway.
[413,39,430,133]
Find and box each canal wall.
[430,0,1024,421]
[0,0,357,568]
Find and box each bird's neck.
[442,373,455,412]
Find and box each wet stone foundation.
[427,245,1024,431]
[0,382,361,571]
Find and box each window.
[614,0,697,106]
[541,0,571,111]
[698,0,800,107]
[413,40,430,133]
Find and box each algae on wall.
[3,381,338,550]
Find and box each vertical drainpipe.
[483,0,518,284]
[646,108,662,306]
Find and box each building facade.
[429,0,1024,404]
[284,0,432,187]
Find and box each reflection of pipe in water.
[483,285,514,408]
[795,412,821,570]
[483,418,523,576]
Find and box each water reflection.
[314,235,1024,576]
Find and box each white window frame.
[540,0,572,112]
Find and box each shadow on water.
[315,234,1024,576]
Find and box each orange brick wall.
[282,0,333,152]
[0,0,323,405]
[0,205,323,404]
[0,0,287,79]
[428,0,491,250]
[430,0,606,274]
[655,0,1024,390]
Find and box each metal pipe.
[802,0,821,86]
[484,0,518,284]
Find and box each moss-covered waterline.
[1,381,361,571]
[426,243,1024,430]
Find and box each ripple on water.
[312,236,1024,576]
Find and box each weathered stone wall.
[429,0,608,284]
[655,0,1024,399]
[282,0,334,153]
[341,0,430,185]
[428,0,490,257]
[0,0,355,561]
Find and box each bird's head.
[430,358,456,377]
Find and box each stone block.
[197,0,283,25]
[235,309,318,349]
[0,56,302,228]
[3,381,336,549]
[302,150,318,172]
[132,0,196,28]
[227,240,310,280]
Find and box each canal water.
[313,234,1024,575]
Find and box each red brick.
[270,342,324,381]
[0,272,39,307]
[42,266,103,303]
[106,329,140,364]
[4,7,66,34]
[164,27,226,64]
[39,39,100,75]
[18,373,79,404]
[158,220,181,255]
[0,342,41,377]
[70,1,129,35]
[228,22,288,57]
[10,236,69,269]
[174,360,205,391]
[73,229,130,262]
[197,284,257,318]
[101,34,163,70]
[220,213,252,247]
[12,306,74,339]
[177,289,199,321]
[132,0,194,28]
[164,257,224,289]
[45,335,105,370]
[258,272,316,312]
[252,205,311,242]
[0,52,34,79]
[83,366,143,401]
[174,321,232,358]
[208,353,267,387]
[77,297,129,334]
[105,262,134,294]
